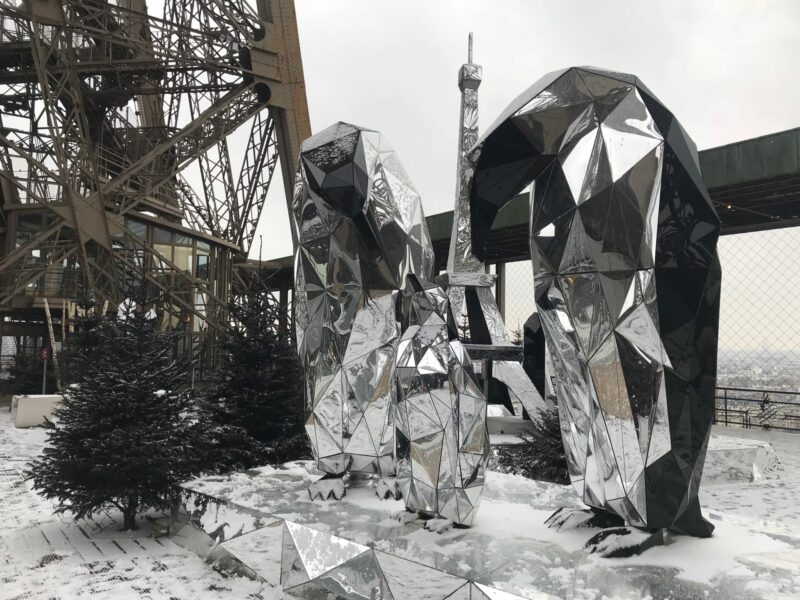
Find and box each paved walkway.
[0,411,279,600]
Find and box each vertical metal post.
[42,298,62,391]
[712,391,717,424]
[724,389,728,426]
[279,283,289,337]
[61,299,67,344]
[290,287,296,338]
[42,355,47,395]
[188,333,196,387]
[495,261,506,320]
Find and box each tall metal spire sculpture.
[441,35,547,418]
[447,33,483,278]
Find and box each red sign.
[41,347,50,361]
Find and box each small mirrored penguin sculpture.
[393,275,490,528]
[470,67,721,552]
[292,122,435,500]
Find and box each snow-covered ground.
[179,427,800,600]
[700,425,800,536]
[2,407,799,600]
[0,410,282,600]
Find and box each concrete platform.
[171,461,799,600]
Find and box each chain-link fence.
[502,261,536,340]
[499,226,800,394]
[716,227,800,392]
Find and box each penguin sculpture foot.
[545,507,624,531]
[423,518,455,534]
[375,477,401,501]
[391,509,420,525]
[585,527,667,558]
[671,496,716,538]
[308,474,346,501]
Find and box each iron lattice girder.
[0,0,310,333]
[1,11,278,244]
[0,2,262,87]
[231,108,279,249]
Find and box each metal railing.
[715,386,800,432]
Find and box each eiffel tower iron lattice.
[0,0,310,365]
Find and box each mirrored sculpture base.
[170,460,790,600]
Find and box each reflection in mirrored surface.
[292,122,435,479]
[178,463,762,600]
[395,275,490,526]
[470,67,721,537]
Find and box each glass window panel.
[154,227,172,244]
[109,214,124,239]
[193,290,208,332]
[196,254,210,279]
[126,218,147,240]
[193,314,207,332]
[174,245,193,273]
[153,243,173,267]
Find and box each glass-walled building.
[0,205,234,383]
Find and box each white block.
[11,394,63,428]
[703,434,783,483]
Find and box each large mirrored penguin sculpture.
[292,122,435,499]
[469,68,721,542]
[394,275,490,528]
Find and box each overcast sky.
[252,0,800,260]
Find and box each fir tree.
[28,307,202,530]
[196,272,308,471]
[494,406,570,484]
[510,326,523,345]
[9,351,56,395]
[457,312,471,344]
[60,313,104,386]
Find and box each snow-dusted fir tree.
[457,312,471,343]
[196,271,307,470]
[8,352,56,395]
[494,407,570,484]
[29,304,200,530]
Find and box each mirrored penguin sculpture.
[469,68,721,549]
[393,274,490,528]
[292,122,435,499]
